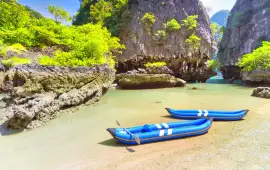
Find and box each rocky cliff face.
[118,0,215,82]
[218,0,270,78]
[0,64,115,130]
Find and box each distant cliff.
[118,0,215,82]
[210,10,230,27]
[217,0,270,79]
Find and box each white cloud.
[200,0,236,16]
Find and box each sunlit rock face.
[0,64,115,129]
[118,0,215,82]
[218,0,270,79]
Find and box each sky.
[201,0,236,16]
[18,0,80,19]
[18,0,236,18]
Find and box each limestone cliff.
[118,0,215,82]
[0,64,115,130]
[218,0,270,78]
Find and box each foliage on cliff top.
[141,13,156,27]
[182,15,198,30]
[164,19,181,32]
[73,0,129,36]
[0,0,124,68]
[210,23,224,46]
[145,62,166,68]
[185,34,201,50]
[237,41,270,72]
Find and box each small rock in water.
[188,87,199,90]
[252,87,270,99]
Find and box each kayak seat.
[141,124,152,133]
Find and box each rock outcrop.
[218,0,270,79]
[117,71,186,89]
[220,66,241,80]
[252,87,270,99]
[0,64,115,129]
[118,0,215,82]
[242,69,270,84]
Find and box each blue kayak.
[107,118,212,145]
[166,108,249,121]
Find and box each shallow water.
[0,83,268,170]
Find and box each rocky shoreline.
[0,64,115,130]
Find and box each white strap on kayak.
[203,110,209,117]
[167,129,173,135]
[198,110,203,116]
[159,130,165,136]
[155,124,162,129]
[162,123,169,128]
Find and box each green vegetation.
[141,12,156,27]
[185,34,201,50]
[207,60,221,70]
[2,56,32,67]
[48,5,72,23]
[0,0,124,68]
[73,0,129,36]
[145,62,166,68]
[182,15,198,30]
[231,11,252,28]
[210,23,224,45]
[237,41,270,72]
[0,43,28,57]
[154,30,167,41]
[164,19,181,32]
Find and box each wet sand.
[0,84,270,170]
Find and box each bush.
[145,62,166,68]
[207,60,221,70]
[185,34,201,50]
[154,30,167,41]
[2,56,32,67]
[237,41,270,71]
[0,1,124,68]
[0,43,27,57]
[141,12,156,27]
[182,15,198,30]
[164,19,181,32]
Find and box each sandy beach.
[1,84,269,170]
[69,103,270,170]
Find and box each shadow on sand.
[98,138,136,153]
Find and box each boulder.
[242,70,270,85]
[117,74,186,89]
[0,64,115,129]
[252,87,270,99]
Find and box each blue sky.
[18,0,80,19]
[18,0,236,18]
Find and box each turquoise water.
[0,83,268,170]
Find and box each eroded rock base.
[0,64,115,130]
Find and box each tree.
[90,0,113,24]
[73,0,129,36]
[210,23,224,46]
[48,5,72,23]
